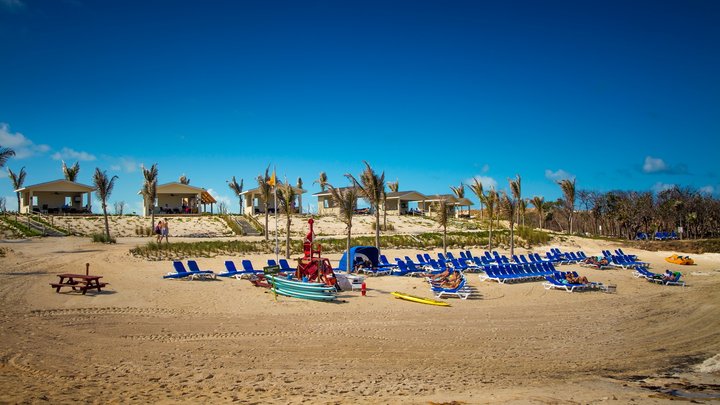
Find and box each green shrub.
[91,233,116,243]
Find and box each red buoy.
[361,281,366,296]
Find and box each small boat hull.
[391,291,451,306]
[271,287,336,301]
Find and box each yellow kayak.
[391,291,451,306]
[665,254,694,265]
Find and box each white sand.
[1,217,719,403]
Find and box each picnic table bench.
[50,273,107,295]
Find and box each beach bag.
[154,224,161,235]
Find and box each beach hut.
[241,185,305,215]
[382,190,427,215]
[417,194,471,218]
[15,179,95,214]
[140,182,217,216]
[314,187,355,215]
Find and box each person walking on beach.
[161,218,170,244]
[154,220,163,243]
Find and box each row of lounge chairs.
[163,260,217,280]
[636,231,679,240]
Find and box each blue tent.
[337,246,379,271]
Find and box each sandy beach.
[1,227,719,404]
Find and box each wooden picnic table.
[50,273,107,295]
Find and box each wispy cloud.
[465,175,497,190]
[206,188,233,212]
[642,156,687,174]
[651,182,675,193]
[51,147,96,161]
[545,169,575,182]
[0,123,50,159]
[108,156,140,173]
[699,185,715,195]
[0,0,25,11]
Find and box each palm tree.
[277,182,297,259]
[256,166,272,240]
[92,168,118,241]
[382,187,388,231]
[531,196,545,229]
[345,161,385,252]
[0,146,15,169]
[314,172,328,192]
[509,174,521,224]
[558,178,576,234]
[485,188,498,249]
[500,191,516,257]
[450,183,465,218]
[328,185,359,256]
[62,161,80,181]
[468,178,484,220]
[388,181,399,192]
[179,175,190,184]
[227,176,244,214]
[432,197,451,254]
[518,198,527,227]
[7,167,26,213]
[141,163,158,229]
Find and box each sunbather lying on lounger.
[582,256,608,267]
[565,272,589,284]
[427,268,451,282]
[440,271,463,289]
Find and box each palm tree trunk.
[16,193,21,214]
[443,223,447,254]
[346,225,352,258]
[509,221,515,257]
[488,215,493,250]
[374,206,380,253]
[102,203,110,240]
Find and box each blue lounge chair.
[186,260,216,279]
[164,261,195,279]
[542,271,601,292]
[217,260,242,277]
[278,259,294,272]
[241,260,264,276]
[430,276,473,299]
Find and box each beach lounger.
[430,277,473,299]
[163,261,196,280]
[646,271,686,286]
[278,259,294,273]
[186,260,216,279]
[542,271,601,292]
[217,260,243,277]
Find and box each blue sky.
[1,0,719,213]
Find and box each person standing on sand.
[161,218,170,244]
[155,219,163,243]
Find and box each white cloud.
[0,0,25,10]
[699,185,715,195]
[481,164,490,174]
[643,156,668,173]
[0,123,50,159]
[51,147,96,161]
[651,182,675,193]
[206,188,233,212]
[545,169,575,182]
[465,175,497,190]
[108,157,139,173]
